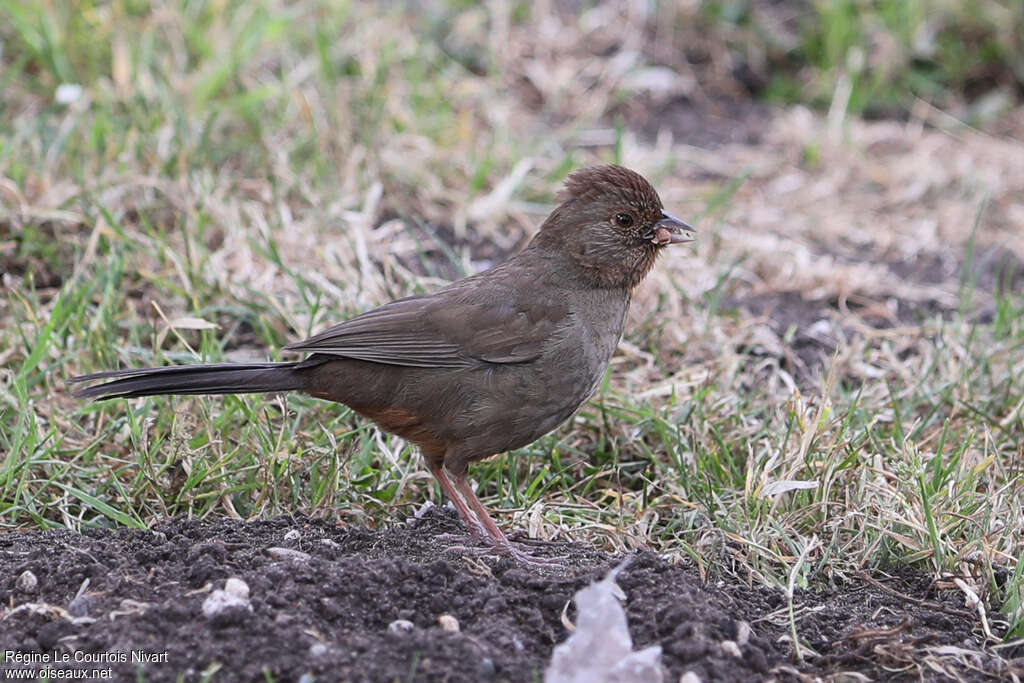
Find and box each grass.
[2,0,1023,649]
[698,0,1024,121]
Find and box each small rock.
[438,614,460,632]
[267,547,311,562]
[309,643,328,657]
[16,570,38,593]
[68,593,92,617]
[388,619,415,634]
[224,577,249,600]
[720,640,742,659]
[680,673,702,683]
[298,674,315,683]
[478,657,496,677]
[202,578,252,618]
[734,620,752,647]
[414,500,437,519]
[320,538,339,548]
[283,529,301,543]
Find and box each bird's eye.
[614,213,634,228]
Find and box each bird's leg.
[451,472,563,565]
[451,474,514,549]
[426,461,488,539]
[435,448,562,565]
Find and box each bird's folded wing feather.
[283,286,572,368]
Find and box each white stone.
[266,547,311,562]
[388,619,415,634]
[202,578,251,617]
[438,614,460,632]
[16,570,38,592]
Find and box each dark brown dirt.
[1,509,1019,682]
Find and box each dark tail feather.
[68,362,310,400]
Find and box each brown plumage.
[70,165,695,561]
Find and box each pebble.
[720,640,742,659]
[202,577,252,618]
[266,547,311,562]
[680,673,702,683]
[388,619,415,634]
[438,614,460,632]
[309,643,328,657]
[477,658,496,677]
[283,529,301,543]
[413,501,436,519]
[224,577,249,600]
[735,620,752,646]
[16,570,38,593]
[68,594,92,617]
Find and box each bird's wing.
[283,284,572,368]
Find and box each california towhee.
[70,165,695,560]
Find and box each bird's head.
[535,165,695,288]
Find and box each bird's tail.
[69,361,312,400]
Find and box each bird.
[69,164,696,561]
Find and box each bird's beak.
[650,211,696,245]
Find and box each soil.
[2,509,1020,682]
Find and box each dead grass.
[2,0,1023,652]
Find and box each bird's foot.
[432,470,566,565]
[496,541,566,566]
[437,533,565,566]
[505,530,567,547]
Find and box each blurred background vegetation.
[3,0,1022,123]
[701,0,1024,117]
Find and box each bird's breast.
[543,287,631,407]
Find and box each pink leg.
[429,448,563,565]
[427,462,488,539]
[452,474,562,565]
[452,474,513,549]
